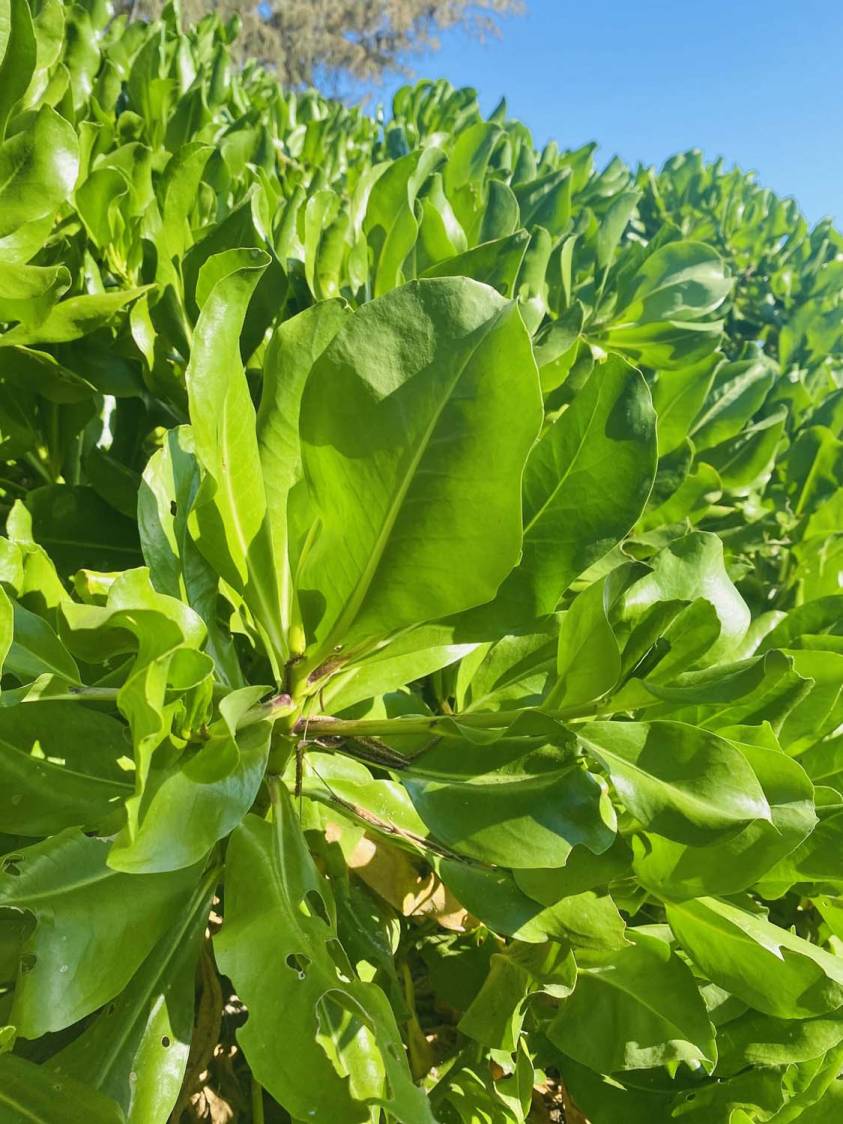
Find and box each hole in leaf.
[2,857,23,876]
[304,889,330,926]
[286,952,311,979]
[161,1036,170,1048]
[170,500,178,517]
[20,954,36,975]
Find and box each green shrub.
[0,2,841,1121]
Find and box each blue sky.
[367,0,842,225]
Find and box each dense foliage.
[1,1,842,1121]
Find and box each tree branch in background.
[116,0,524,87]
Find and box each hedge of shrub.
[1,2,842,1121]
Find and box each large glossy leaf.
[257,299,349,630]
[107,687,272,874]
[651,352,719,456]
[0,289,150,348]
[632,728,816,898]
[0,1053,124,1124]
[403,735,617,867]
[297,277,542,660]
[6,599,79,684]
[549,577,620,709]
[618,531,750,664]
[578,720,771,843]
[215,798,436,1124]
[597,241,731,367]
[438,859,623,946]
[667,897,843,1018]
[137,426,240,686]
[23,485,142,575]
[185,251,286,669]
[459,943,576,1051]
[547,929,716,1073]
[0,700,130,835]
[486,356,656,627]
[0,830,201,1037]
[50,868,216,1123]
[0,104,77,238]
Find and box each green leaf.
[484,356,657,628]
[667,897,843,1018]
[185,251,286,669]
[0,289,150,347]
[422,231,529,300]
[0,1053,125,1124]
[257,299,349,634]
[438,859,620,945]
[546,929,716,1073]
[716,1009,843,1073]
[0,830,202,1037]
[700,406,787,492]
[297,277,542,659]
[6,599,79,684]
[23,485,142,575]
[514,835,633,900]
[579,720,771,843]
[632,727,816,898]
[755,798,843,897]
[0,586,10,676]
[0,261,70,326]
[795,1079,843,1124]
[691,354,776,451]
[598,241,731,367]
[651,352,719,456]
[618,531,750,664]
[403,736,616,867]
[365,146,443,296]
[549,577,620,709]
[49,868,216,1123]
[0,700,130,835]
[0,104,76,239]
[0,347,96,404]
[215,798,435,1124]
[0,0,35,137]
[138,426,240,686]
[459,943,576,1051]
[107,687,272,874]
[597,190,640,269]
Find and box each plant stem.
[0,476,28,496]
[41,687,597,740]
[295,701,596,738]
[24,451,53,486]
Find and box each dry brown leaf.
[346,832,475,931]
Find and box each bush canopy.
[0,2,842,1122]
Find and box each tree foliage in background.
[118,0,523,84]
[1,1,843,1122]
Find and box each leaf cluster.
[0,2,842,1122]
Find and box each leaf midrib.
[0,740,132,792]
[0,1086,50,1124]
[0,864,115,907]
